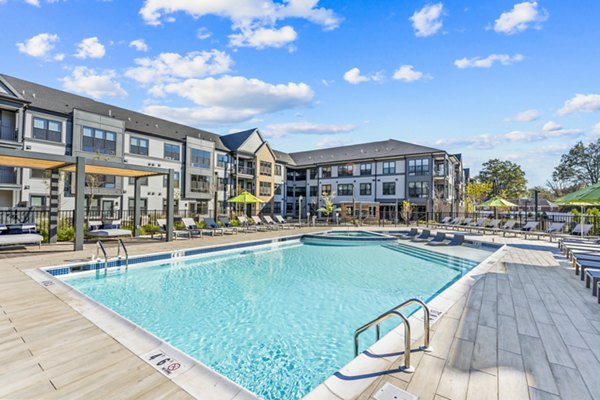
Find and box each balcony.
[235,166,255,176]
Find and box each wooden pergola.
[0,148,176,250]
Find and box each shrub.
[57,227,74,242]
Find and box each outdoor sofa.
[0,224,43,248]
[86,220,132,239]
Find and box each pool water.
[66,241,484,399]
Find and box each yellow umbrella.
[227,191,264,216]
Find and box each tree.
[317,193,339,223]
[465,181,493,213]
[550,140,600,189]
[400,200,412,225]
[477,159,527,198]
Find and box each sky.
[1,0,600,186]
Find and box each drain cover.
[373,382,418,400]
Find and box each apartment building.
[0,74,465,219]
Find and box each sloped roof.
[0,74,228,151]
[272,149,295,165]
[288,139,443,166]
[220,129,257,151]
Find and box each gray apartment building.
[0,74,465,220]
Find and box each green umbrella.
[227,191,264,217]
[479,197,518,208]
[555,184,600,235]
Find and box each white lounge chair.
[156,219,191,239]
[87,220,132,239]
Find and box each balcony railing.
[236,166,255,175]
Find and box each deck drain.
[41,280,54,287]
[374,382,418,400]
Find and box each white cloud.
[506,109,541,122]
[16,33,59,58]
[197,27,212,40]
[493,1,549,35]
[410,3,444,37]
[263,122,357,138]
[593,123,600,136]
[24,0,40,6]
[435,127,583,149]
[454,53,524,69]
[74,37,106,59]
[129,39,149,52]
[557,94,600,116]
[143,75,314,125]
[343,67,383,85]
[392,65,429,82]
[125,50,233,84]
[229,25,297,49]
[542,121,561,132]
[315,137,353,149]
[61,67,127,99]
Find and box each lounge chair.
[429,233,465,247]
[459,217,472,226]
[448,217,461,226]
[480,219,501,235]
[204,217,236,235]
[275,215,299,228]
[157,218,191,239]
[263,215,283,229]
[584,269,600,296]
[570,224,594,236]
[398,228,418,240]
[412,229,431,242]
[0,224,43,249]
[251,215,273,231]
[546,222,565,234]
[237,215,258,231]
[217,217,239,234]
[520,221,539,232]
[180,218,204,237]
[467,219,487,232]
[426,232,446,245]
[87,220,132,239]
[439,216,451,224]
[500,220,517,236]
[574,258,600,280]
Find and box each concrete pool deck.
[0,226,598,399]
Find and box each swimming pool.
[61,237,490,399]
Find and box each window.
[309,168,318,179]
[82,127,117,155]
[295,187,306,197]
[30,195,47,208]
[260,161,272,176]
[190,149,211,169]
[337,184,353,196]
[129,176,149,186]
[287,187,295,197]
[274,202,282,214]
[217,177,226,190]
[30,169,49,179]
[321,184,331,196]
[160,172,180,188]
[287,169,297,181]
[217,154,228,168]
[408,159,430,176]
[296,170,307,181]
[90,175,116,189]
[286,202,295,213]
[274,184,282,195]
[338,164,354,177]
[382,161,396,175]
[409,181,430,197]
[360,163,372,176]
[360,183,372,196]
[261,202,272,214]
[275,164,282,176]
[128,198,148,212]
[190,175,210,193]
[322,166,332,178]
[259,181,271,196]
[164,143,180,161]
[309,186,319,196]
[382,182,396,195]
[33,117,62,142]
[130,137,148,156]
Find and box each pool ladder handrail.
[353,298,433,373]
[116,239,129,271]
[95,241,108,275]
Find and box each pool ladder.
[95,239,129,275]
[353,298,432,372]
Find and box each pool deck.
[1,226,598,399]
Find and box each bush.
[140,223,160,235]
[38,227,49,243]
[58,227,74,242]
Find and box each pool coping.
[303,241,508,399]
[24,230,505,400]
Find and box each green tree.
[477,159,527,198]
[400,200,413,225]
[550,140,600,190]
[465,181,493,213]
[317,193,340,223]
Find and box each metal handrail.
[353,298,433,373]
[117,239,129,271]
[95,241,108,275]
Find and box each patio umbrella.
[227,191,264,217]
[478,197,518,219]
[555,183,600,235]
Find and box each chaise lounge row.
[397,228,465,246]
[558,236,600,303]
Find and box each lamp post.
[298,195,303,225]
[213,171,218,221]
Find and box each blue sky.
[2,0,600,186]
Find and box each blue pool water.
[65,240,483,399]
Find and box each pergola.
[0,147,176,250]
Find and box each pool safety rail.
[95,239,129,274]
[353,298,433,372]
[95,241,108,275]
[117,239,129,271]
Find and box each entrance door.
[102,200,114,219]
